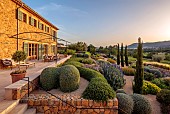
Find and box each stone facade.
[25,94,118,114]
[0,0,58,60]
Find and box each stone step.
[0,100,20,114]
[8,103,28,114]
[24,108,36,114]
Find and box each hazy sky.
[22,0,170,46]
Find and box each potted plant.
[10,51,27,83]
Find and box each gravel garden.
[25,50,167,114]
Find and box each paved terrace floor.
[0,60,60,102]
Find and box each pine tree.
[117,44,120,65]
[134,37,144,94]
[125,45,129,66]
[121,43,124,67]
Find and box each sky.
[22,0,170,46]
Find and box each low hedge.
[142,81,161,95]
[151,78,170,90]
[77,66,106,81]
[156,89,170,105]
[131,94,152,114]
[156,89,170,114]
[40,67,60,91]
[82,77,116,101]
[59,65,80,92]
[144,72,155,81]
[63,61,83,67]
[78,66,115,101]
[80,58,95,64]
[107,58,116,64]
[122,67,135,76]
[116,93,134,114]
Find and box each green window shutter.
[23,42,28,56]
[18,10,23,20]
[31,18,34,26]
[38,44,42,59]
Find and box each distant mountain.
[128,40,170,49]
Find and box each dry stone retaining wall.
[26,94,118,114]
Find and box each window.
[23,13,27,23]
[38,22,44,30]
[29,17,35,26]
[38,22,42,29]
[52,30,57,41]
[42,24,44,30]
[17,10,23,21]
[34,19,37,27]
[45,26,49,33]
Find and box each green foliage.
[12,51,27,71]
[144,62,170,70]
[67,57,84,62]
[134,38,144,94]
[116,89,126,94]
[121,43,124,67]
[63,61,83,67]
[151,78,170,90]
[12,51,27,62]
[87,44,96,55]
[131,94,152,114]
[68,42,87,51]
[165,54,170,61]
[107,58,116,64]
[152,54,165,62]
[125,45,129,66]
[149,69,162,78]
[97,45,117,55]
[144,72,155,81]
[82,77,116,101]
[66,49,76,55]
[156,89,170,114]
[80,58,95,64]
[142,81,161,95]
[122,67,135,76]
[97,60,125,90]
[40,67,60,91]
[156,89,170,105]
[116,93,134,114]
[77,66,105,81]
[76,52,90,58]
[59,65,80,92]
[117,44,120,65]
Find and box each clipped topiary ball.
[131,94,152,114]
[40,67,60,91]
[116,93,134,114]
[82,78,116,101]
[59,65,80,92]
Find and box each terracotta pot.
[10,73,26,83]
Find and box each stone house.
[0,0,59,60]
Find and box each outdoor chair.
[19,58,35,69]
[43,55,54,62]
[1,59,17,70]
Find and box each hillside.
[128,40,170,49]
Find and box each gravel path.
[32,77,89,97]
[123,75,162,114]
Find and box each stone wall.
[0,0,57,59]
[5,75,39,100]
[26,94,118,114]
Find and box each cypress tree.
[121,43,124,67]
[117,44,120,65]
[125,45,129,66]
[134,37,144,94]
